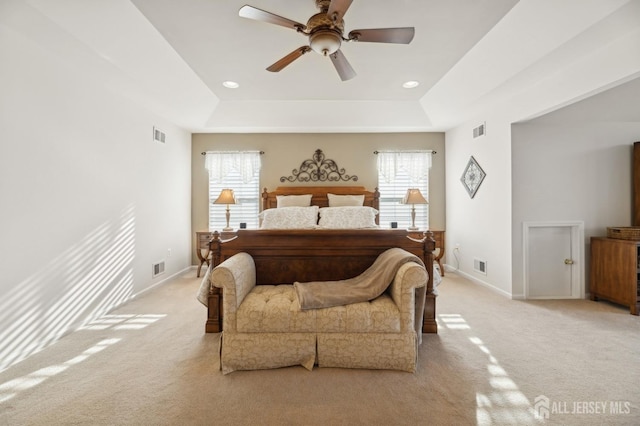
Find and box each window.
[205,151,261,231]
[376,151,432,230]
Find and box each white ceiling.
[16,0,640,132]
[131,0,518,102]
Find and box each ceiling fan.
[239,0,415,81]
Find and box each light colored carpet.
[0,269,638,426]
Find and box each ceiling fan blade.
[348,27,415,44]
[327,0,353,22]
[239,5,306,31]
[266,46,312,72]
[329,49,356,81]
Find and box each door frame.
[522,221,585,299]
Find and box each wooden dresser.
[590,237,640,315]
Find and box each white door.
[524,222,584,299]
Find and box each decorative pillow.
[317,206,379,229]
[276,194,313,208]
[260,206,319,229]
[327,193,365,207]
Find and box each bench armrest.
[387,262,427,334]
[211,252,256,331]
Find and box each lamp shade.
[402,188,428,205]
[213,189,236,205]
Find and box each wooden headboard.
[262,186,380,211]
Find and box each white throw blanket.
[294,247,426,310]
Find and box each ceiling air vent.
[473,122,486,138]
[153,127,166,143]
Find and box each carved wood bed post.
[209,231,221,267]
[206,232,223,333]
[422,230,438,333]
[262,187,270,211]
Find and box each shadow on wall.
[0,204,137,372]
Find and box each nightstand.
[196,232,214,277]
[196,230,238,277]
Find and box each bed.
[203,186,438,335]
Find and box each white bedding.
[259,205,379,229]
[317,206,378,229]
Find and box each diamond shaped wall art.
[460,156,486,199]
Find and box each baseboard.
[512,292,592,300]
[131,265,193,299]
[444,264,512,299]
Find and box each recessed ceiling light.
[222,81,239,89]
[402,80,420,89]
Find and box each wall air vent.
[473,123,486,138]
[153,127,166,143]
[152,261,165,278]
[474,258,487,275]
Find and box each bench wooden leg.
[206,290,223,333]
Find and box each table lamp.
[213,189,237,231]
[403,188,428,230]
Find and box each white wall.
[511,78,640,297]
[446,77,640,297]
[443,3,640,297]
[0,10,191,372]
[445,116,514,296]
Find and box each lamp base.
[222,227,234,232]
[407,226,419,231]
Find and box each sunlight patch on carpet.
[0,338,120,403]
[437,313,542,425]
[80,314,166,331]
[470,336,541,424]
[0,313,167,403]
[438,313,470,329]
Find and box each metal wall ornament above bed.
[280,149,358,183]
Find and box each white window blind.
[205,152,261,231]
[377,151,431,230]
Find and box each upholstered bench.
[205,251,428,374]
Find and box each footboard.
[206,229,437,334]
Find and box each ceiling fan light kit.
[310,30,342,56]
[239,0,415,81]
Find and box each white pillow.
[327,193,365,207]
[260,206,319,229]
[317,206,379,229]
[276,194,313,208]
